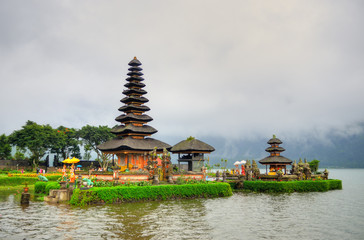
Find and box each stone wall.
[0,160,32,170]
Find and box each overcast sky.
[1,0,363,144]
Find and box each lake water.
[0,169,363,240]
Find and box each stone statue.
[323,169,329,180]
[303,161,312,180]
[247,171,252,181]
[298,158,304,172]
[152,174,159,185]
[252,160,260,178]
[147,148,158,180]
[277,169,283,181]
[222,171,227,182]
[245,160,252,180]
[291,160,298,175]
[216,170,220,181]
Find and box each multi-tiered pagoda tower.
[259,135,292,174]
[98,57,171,170]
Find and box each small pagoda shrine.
[98,57,171,170]
[170,137,215,172]
[259,135,292,175]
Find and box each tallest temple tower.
[98,57,171,169]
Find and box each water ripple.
[0,169,363,239]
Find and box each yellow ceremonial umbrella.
[62,157,80,164]
[62,158,72,164]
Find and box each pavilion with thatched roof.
[259,135,292,175]
[170,137,215,172]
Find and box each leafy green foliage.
[51,126,81,160]
[78,125,114,169]
[9,121,57,167]
[70,183,232,206]
[0,134,12,160]
[0,175,60,186]
[186,136,195,141]
[35,181,60,194]
[327,179,342,190]
[243,180,342,193]
[309,159,320,173]
[13,147,26,160]
[45,182,60,194]
[0,176,39,186]
[34,181,48,194]
[92,180,152,187]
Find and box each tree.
[13,147,26,160]
[83,144,92,160]
[9,121,55,168]
[0,134,12,160]
[309,159,320,173]
[78,125,114,169]
[50,126,81,160]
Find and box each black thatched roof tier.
[170,138,215,153]
[267,137,282,144]
[121,96,149,104]
[111,124,157,135]
[265,146,285,152]
[259,156,292,164]
[98,137,171,152]
[123,89,147,96]
[128,66,142,72]
[127,71,144,77]
[124,82,145,88]
[118,104,150,112]
[126,76,144,82]
[128,57,142,66]
[115,113,153,123]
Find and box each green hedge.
[0,175,61,186]
[34,181,60,194]
[0,176,39,186]
[70,182,232,206]
[327,179,342,190]
[34,182,48,193]
[243,179,342,193]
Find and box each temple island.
[39,57,341,204]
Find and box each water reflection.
[0,169,363,240]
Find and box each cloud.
[0,0,363,144]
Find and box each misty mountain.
[206,133,364,168]
[163,126,364,168]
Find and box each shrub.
[0,176,39,186]
[328,179,342,190]
[93,180,114,187]
[70,182,232,206]
[34,181,48,194]
[45,182,60,194]
[243,179,342,193]
[34,181,60,194]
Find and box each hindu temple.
[98,57,171,169]
[259,135,292,175]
